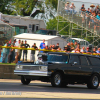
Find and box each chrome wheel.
[51,72,63,87]
[54,74,61,85]
[87,74,99,89]
[92,76,98,87]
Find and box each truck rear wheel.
[87,74,99,89]
[21,76,31,85]
[51,72,66,87]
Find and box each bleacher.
[58,0,100,37]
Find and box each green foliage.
[45,0,58,10]
[0,0,13,14]
[12,0,39,16]
[0,0,58,17]
[46,16,69,35]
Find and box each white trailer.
[14,33,67,61]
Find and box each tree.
[0,0,58,19]
[46,16,70,35]
[45,0,58,10]
[11,0,44,16]
[0,0,13,14]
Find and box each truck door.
[65,55,81,80]
[78,55,91,81]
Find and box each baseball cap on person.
[87,47,89,49]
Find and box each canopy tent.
[14,33,67,61]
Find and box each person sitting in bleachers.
[90,4,95,13]
[94,5,100,16]
[70,3,77,14]
[65,2,70,14]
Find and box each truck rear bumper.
[14,70,49,76]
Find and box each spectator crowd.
[65,2,100,33]
[1,39,100,63]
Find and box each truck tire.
[21,76,31,85]
[87,74,99,89]
[51,72,66,87]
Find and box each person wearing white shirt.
[14,40,21,63]
[90,4,95,13]
[70,3,77,14]
[65,2,70,14]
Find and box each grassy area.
[0,63,16,65]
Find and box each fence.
[0,20,15,45]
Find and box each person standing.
[66,42,71,52]
[15,39,21,63]
[96,13,100,20]
[80,4,86,23]
[96,47,100,53]
[80,47,86,53]
[2,42,10,63]
[18,40,24,61]
[23,40,30,61]
[92,47,97,53]
[54,43,59,49]
[30,43,38,62]
[12,39,16,62]
[39,39,45,53]
[8,43,15,63]
[86,47,91,54]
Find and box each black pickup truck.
[14,52,100,89]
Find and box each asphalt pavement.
[0,79,100,99]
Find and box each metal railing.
[0,20,15,45]
[58,0,100,37]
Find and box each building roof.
[1,13,44,21]
[13,33,62,41]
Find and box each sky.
[68,0,100,12]
[73,0,100,4]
